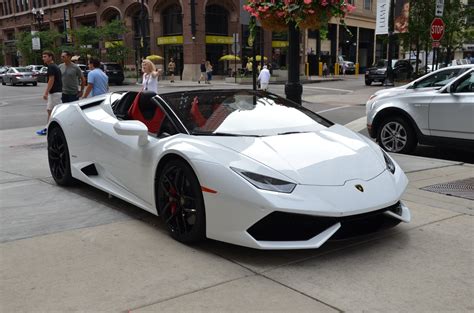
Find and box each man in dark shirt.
[37,50,62,135]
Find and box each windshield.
[161,90,333,136]
[412,68,465,88]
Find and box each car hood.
[204,125,386,186]
[373,85,439,99]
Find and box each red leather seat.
[127,91,165,134]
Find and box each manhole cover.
[421,177,474,200]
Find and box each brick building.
[1,0,378,79]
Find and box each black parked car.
[100,62,124,85]
[365,59,413,85]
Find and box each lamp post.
[384,0,395,86]
[32,8,44,31]
[285,21,302,105]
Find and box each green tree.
[16,30,62,64]
[441,0,474,64]
[71,26,101,60]
[100,20,130,65]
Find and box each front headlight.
[231,167,296,193]
[381,150,396,174]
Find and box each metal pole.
[234,34,237,84]
[252,18,257,91]
[384,0,395,86]
[285,21,302,105]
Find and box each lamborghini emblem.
[355,184,364,192]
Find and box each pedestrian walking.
[83,58,108,98]
[141,59,161,93]
[322,62,328,78]
[198,59,207,84]
[342,62,347,76]
[59,50,86,103]
[37,50,62,136]
[168,58,176,83]
[257,65,271,91]
[206,61,213,84]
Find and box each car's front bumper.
[197,160,409,250]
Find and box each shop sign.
[105,40,124,48]
[157,36,184,45]
[272,41,289,48]
[205,36,233,44]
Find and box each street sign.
[431,18,445,42]
[231,42,240,54]
[31,31,41,51]
[435,0,444,17]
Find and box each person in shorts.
[37,50,62,136]
[198,59,207,84]
[168,58,176,83]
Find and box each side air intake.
[81,164,98,176]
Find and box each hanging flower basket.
[260,15,288,32]
[243,0,355,33]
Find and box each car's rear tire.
[48,126,75,186]
[1,82,5,86]
[157,159,206,243]
[377,116,417,153]
[33,82,37,86]
[365,79,372,86]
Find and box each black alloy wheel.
[377,116,417,154]
[157,160,206,243]
[48,126,75,186]
[365,79,372,86]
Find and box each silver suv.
[366,68,474,153]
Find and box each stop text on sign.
[431,18,445,41]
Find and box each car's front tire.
[48,126,75,186]
[33,82,37,86]
[377,116,417,153]
[157,159,206,243]
[365,79,372,86]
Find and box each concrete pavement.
[1,127,473,310]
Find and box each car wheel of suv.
[33,82,37,86]
[365,79,372,86]
[377,116,417,153]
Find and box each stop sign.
[431,18,445,41]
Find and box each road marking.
[316,105,351,114]
[344,116,367,132]
[304,86,353,93]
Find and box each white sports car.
[47,89,410,250]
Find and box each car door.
[5,68,14,83]
[83,99,170,208]
[428,70,474,140]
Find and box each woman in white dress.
[141,59,161,93]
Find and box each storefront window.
[163,5,182,35]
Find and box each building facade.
[0,0,377,78]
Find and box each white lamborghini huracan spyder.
[47,89,410,249]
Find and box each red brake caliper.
[169,187,177,215]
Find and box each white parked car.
[47,89,411,249]
[367,68,474,153]
[366,64,473,105]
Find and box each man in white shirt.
[257,65,271,91]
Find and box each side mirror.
[113,121,149,146]
[446,84,454,93]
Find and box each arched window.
[162,5,182,35]
[205,5,228,35]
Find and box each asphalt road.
[0,76,472,163]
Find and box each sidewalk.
[1,126,473,312]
